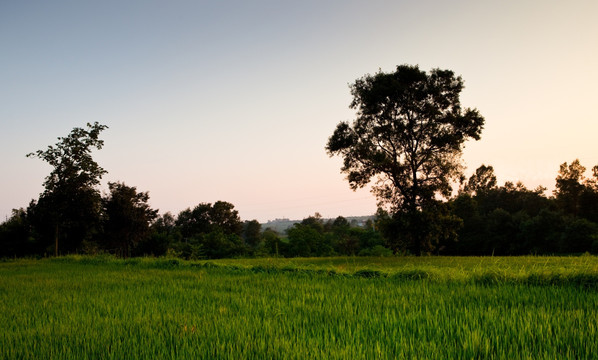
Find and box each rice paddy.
[1,256,597,359]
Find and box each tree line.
[3,144,597,258]
[444,161,598,255]
[2,64,598,257]
[0,122,386,259]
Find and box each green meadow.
[1,256,597,359]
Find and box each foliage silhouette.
[327,65,484,254]
[102,182,158,258]
[26,122,108,255]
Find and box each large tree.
[27,122,108,255]
[326,65,484,254]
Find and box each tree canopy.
[27,122,108,192]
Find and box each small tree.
[262,228,282,256]
[27,122,108,255]
[176,204,213,239]
[102,182,158,257]
[243,220,262,248]
[464,165,497,196]
[554,159,592,218]
[173,201,245,258]
[210,201,243,235]
[175,201,243,240]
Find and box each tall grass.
[1,256,597,359]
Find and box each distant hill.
[261,218,299,233]
[261,215,375,234]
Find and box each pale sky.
[1,0,597,222]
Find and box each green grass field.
[1,256,597,359]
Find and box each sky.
[1,0,597,223]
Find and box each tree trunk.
[54,224,59,257]
[407,209,422,256]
